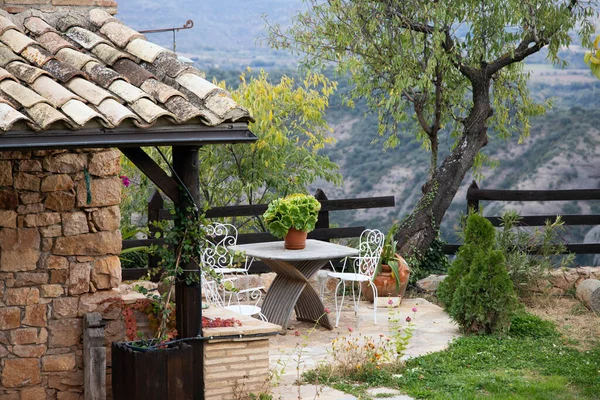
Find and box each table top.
[229,239,359,261]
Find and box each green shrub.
[497,211,574,297]
[439,213,518,335]
[509,312,559,339]
[408,236,451,284]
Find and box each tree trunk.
[396,77,492,258]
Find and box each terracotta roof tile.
[30,75,83,107]
[25,102,71,130]
[108,79,152,103]
[55,47,96,70]
[5,61,48,84]
[42,59,85,82]
[23,17,55,36]
[65,27,109,50]
[125,38,172,63]
[36,31,76,55]
[100,21,144,48]
[1,29,34,53]
[96,97,139,126]
[89,9,117,28]
[0,79,49,108]
[112,58,154,87]
[0,44,23,67]
[91,42,133,66]
[61,99,109,127]
[0,102,29,130]
[83,62,122,88]
[0,8,253,133]
[65,77,116,106]
[20,45,53,66]
[0,16,19,36]
[140,78,185,103]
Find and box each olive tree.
[268,0,595,256]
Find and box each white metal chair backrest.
[201,223,239,269]
[352,229,385,279]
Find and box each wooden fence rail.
[122,189,395,280]
[441,181,600,255]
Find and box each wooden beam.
[119,147,180,203]
[467,188,600,202]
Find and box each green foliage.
[439,213,518,335]
[376,224,403,291]
[398,334,600,399]
[201,70,341,215]
[407,236,451,284]
[497,211,574,297]
[262,193,321,238]
[509,312,560,339]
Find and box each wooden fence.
[442,181,600,255]
[122,189,395,280]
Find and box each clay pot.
[284,228,308,250]
[362,254,410,302]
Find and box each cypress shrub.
[439,213,518,335]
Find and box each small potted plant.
[263,193,321,249]
[362,224,410,302]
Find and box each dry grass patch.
[524,294,600,350]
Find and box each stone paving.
[268,297,460,399]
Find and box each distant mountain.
[117,0,302,68]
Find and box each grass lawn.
[305,306,600,399]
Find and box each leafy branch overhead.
[268,0,595,257]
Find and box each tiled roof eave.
[0,121,257,151]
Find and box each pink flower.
[348,327,353,332]
[412,307,418,313]
[387,299,393,305]
[324,307,331,314]
[294,330,300,337]
[120,175,131,188]
[406,316,412,322]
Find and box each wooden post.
[172,146,204,400]
[314,188,329,242]
[172,146,201,339]
[466,180,479,213]
[84,313,105,400]
[147,190,164,271]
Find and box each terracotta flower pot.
[284,228,308,250]
[362,254,410,302]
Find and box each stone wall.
[0,0,117,14]
[0,149,124,399]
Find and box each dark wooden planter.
[112,340,196,400]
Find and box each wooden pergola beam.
[119,147,180,203]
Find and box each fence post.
[147,190,164,270]
[84,312,105,400]
[314,188,330,242]
[466,180,479,213]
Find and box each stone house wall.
[0,149,125,400]
[0,0,117,14]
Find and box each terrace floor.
[268,297,460,399]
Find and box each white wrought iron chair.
[202,223,253,276]
[200,269,267,321]
[326,229,385,327]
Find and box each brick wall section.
[0,0,117,14]
[204,338,271,400]
[0,149,125,400]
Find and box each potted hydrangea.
[263,193,321,249]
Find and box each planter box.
[112,340,195,400]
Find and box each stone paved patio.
[268,297,460,399]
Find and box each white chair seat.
[213,267,248,275]
[225,304,262,316]
[327,272,370,282]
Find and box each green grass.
[304,314,600,399]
